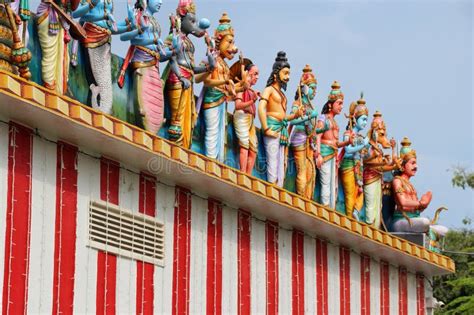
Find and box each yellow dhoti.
[293,146,315,199]
[341,168,364,215]
[167,84,195,148]
[37,14,68,94]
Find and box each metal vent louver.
[88,200,164,266]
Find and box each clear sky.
[32,0,473,228]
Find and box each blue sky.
[32,0,473,228]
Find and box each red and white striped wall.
[0,121,432,314]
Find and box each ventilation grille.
[88,200,164,266]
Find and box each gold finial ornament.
[328,80,344,101]
[301,64,317,85]
[400,137,416,162]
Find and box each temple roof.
[0,70,455,276]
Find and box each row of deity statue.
[0,0,447,243]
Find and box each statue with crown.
[386,137,449,252]
[162,0,214,149]
[196,12,243,163]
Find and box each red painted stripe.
[206,199,223,315]
[172,187,192,315]
[265,220,279,315]
[339,247,351,315]
[237,210,251,315]
[137,173,156,315]
[380,261,390,315]
[316,239,328,315]
[2,123,33,315]
[360,255,371,315]
[416,274,425,315]
[96,158,120,315]
[398,267,408,315]
[52,142,78,315]
[292,230,305,315]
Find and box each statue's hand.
[363,136,369,146]
[420,191,432,210]
[207,50,216,71]
[127,4,136,26]
[179,77,191,89]
[264,128,279,138]
[315,154,323,169]
[390,137,396,148]
[107,13,118,32]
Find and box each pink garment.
[136,66,164,134]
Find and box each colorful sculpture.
[73,0,135,114]
[0,0,31,78]
[164,0,213,148]
[339,94,369,218]
[363,111,400,228]
[198,12,240,162]
[315,81,351,208]
[258,51,301,187]
[119,0,172,134]
[36,0,82,93]
[391,138,448,239]
[231,57,259,174]
[289,65,319,198]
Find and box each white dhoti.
[37,15,68,94]
[88,43,113,115]
[204,104,226,162]
[264,135,285,187]
[393,217,448,236]
[319,157,337,208]
[363,178,382,228]
[233,110,257,152]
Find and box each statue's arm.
[392,179,422,211]
[72,1,91,18]
[258,88,271,131]
[290,108,318,125]
[120,30,140,41]
[169,56,181,77]
[344,133,366,153]
[235,92,253,111]
[203,77,227,88]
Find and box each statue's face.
[307,83,317,100]
[278,67,290,85]
[332,99,344,115]
[148,0,162,13]
[248,65,259,86]
[356,114,368,130]
[181,13,209,37]
[404,157,418,177]
[373,124,391,148]
[219,34,238,60]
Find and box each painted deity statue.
[231,58,259,174]
[0,0,31,78]
[258,51,302,187]
[363,111,400,228]
[165,0,213,148]
[119,0,172,134]
[36,0,82,93]
[315,82,352,208]
[73,0,135,114]
[339,95,369,219]
[198,13,241,162]
[288,65,319,199]
[391,138,448,240]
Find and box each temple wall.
[0,120,431,314]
